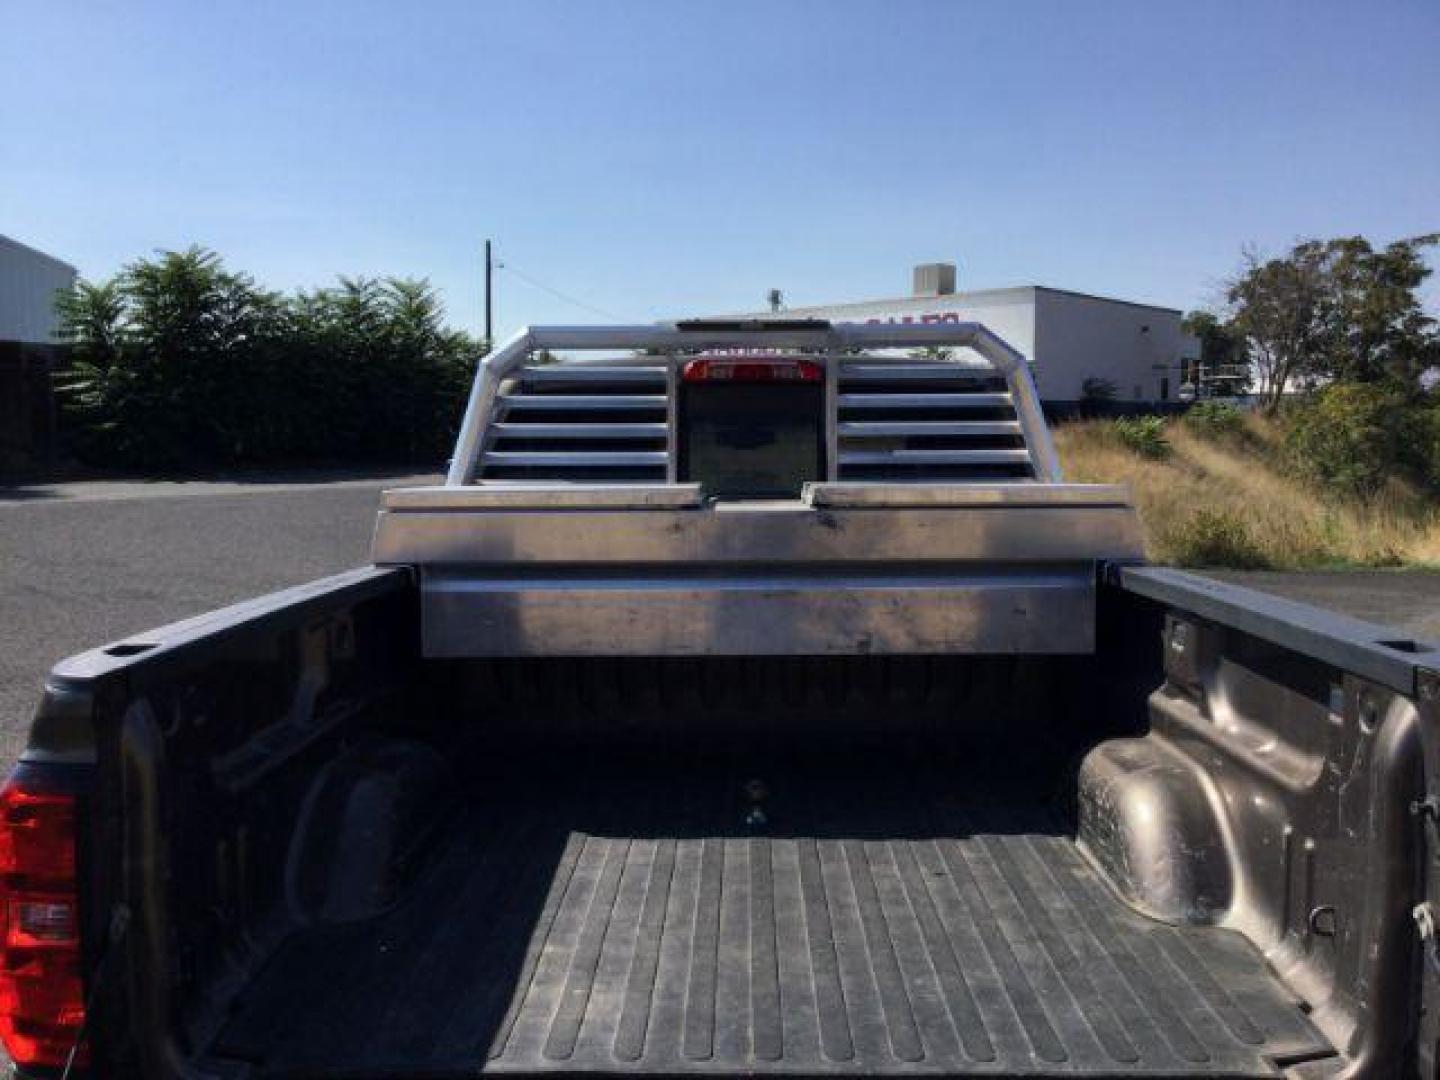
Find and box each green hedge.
[56,248,483,468]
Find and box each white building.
[758,265,1198,408]
[1,235,75,467]
[0,233,77,345]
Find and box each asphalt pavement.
[0,472,437,763]
[2,476,1438,766]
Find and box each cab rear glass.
[678,381,824,500]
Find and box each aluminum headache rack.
[375,321,1144,659]
[446,320,1063,485]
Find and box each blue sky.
[4,1,1437,337]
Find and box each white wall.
[755,288,1038,370]
[0,236,76,344]
[746,285,1191,404]
[1033,289,1188,403]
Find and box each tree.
[58,247,286,465]
[283,276,478,462]
[1225,234,1440,413]
[1225,244,1330,414]
[1308,234,1439,388]
[54,280,133,459]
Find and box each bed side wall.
[1084,572,1435,1076]
[44,568,424,1080]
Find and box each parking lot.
[2,475,1438,765]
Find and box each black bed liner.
[216,762,1331,1078]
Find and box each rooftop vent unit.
[912,262,957,298]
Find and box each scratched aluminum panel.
[420,570,1096,657]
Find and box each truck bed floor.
[217,761,1330,1078]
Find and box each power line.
[496,260,627,321]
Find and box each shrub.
[1165,507,1268,568]
[1079,376,1118,418]
[1183,400,1244,438]
[1112,415,1170,459]
[1283,383,1405,499]
[1404,400,1440,491]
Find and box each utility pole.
[484,239,494,345]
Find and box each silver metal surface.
[804,481,1132,508]
[664,356,679,484]
[482,450,668,468]
[834,356,1034,482]
[839,362,996,380]
[382,484,703,510]
[838,448,1033,466]
[445,322,1064,486]
[490,422,667,438]
[373,503,1144,566]
[447,327,530,485]
[481,359,673,483]
[518,365,665,382]
[422,567,1096,657]
[823,350,839,481]
[497,393,667,410]
[837,391,1013,409]
[425,322,1100,657]
[838,420,1022,436]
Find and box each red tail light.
[682,358,823,383]
[0,769,86,1069]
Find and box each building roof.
[0,233,78,276]
[760,284,1182,317]
[1032,286,1182,315]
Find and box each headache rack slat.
[838,420,1023,437]
[838,392,1014,409]
[483,451,669,467]
[498,394,668,410]
[518,365,667,383]
[840,448,1034,466]
[492,422,669,438]
[839,362,1000,380]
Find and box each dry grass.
[1054,414,1440,568]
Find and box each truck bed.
[215,758,1328,1078]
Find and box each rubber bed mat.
[217,763,1332,1077]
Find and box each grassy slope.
[1053,414,1440,568]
